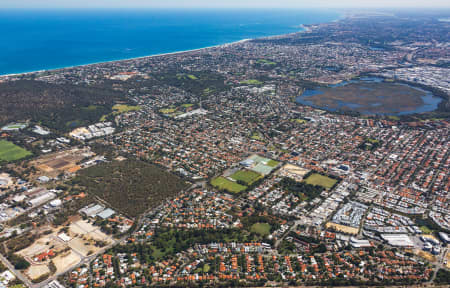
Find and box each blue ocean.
[0,9,338,75]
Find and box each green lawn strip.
[82,105,99,111]
[291,119,307,124]
[10,285,26,288]
[257,59,276,65]
[187,74,198,80]
[4,124,26,129]
[240,79,263,85]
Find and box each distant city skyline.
[2,0,450,9]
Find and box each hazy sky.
[2,0,449,9]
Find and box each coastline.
[0,8,348,79]
[0,38,253,78]
[0,10,346,79]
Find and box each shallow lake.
[296,77,442,115]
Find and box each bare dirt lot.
[30,147,94,178]
[25,264,50,280]
[325,222,359,235]
[17,234,64,260]
[278,164,310,181]
[69,220,97,235]
[16,219,111,280]
[88,230,110,241]
[415,249,437,262]
[52,250,81,273]
[67,237,97,257]
[67,219,112,256]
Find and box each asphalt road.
[0,253,33,287]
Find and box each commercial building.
[28,191,56,207]
[381,234,414,247]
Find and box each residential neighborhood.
[0,11,448,287]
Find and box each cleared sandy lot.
[325,222,359,235]
[66,220,111,256]
[69,220,111,242]
[26,264,50,280]
[70,219,101,234]
[53,251,81,273]
[68,237,99,257]
[415,249,437,262]
[31,147,94,178]
[278,164,310,181]
[17,234,64,259]
[17,220,112,281]
[88,230,110,241]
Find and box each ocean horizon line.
[0,9,341,77]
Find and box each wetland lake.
[296,78,442,115]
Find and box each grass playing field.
[266,160,279,167]
[240,79,263,85]
[230,170,262,185]
[251,132,262,140]
[291,119,307,124]
[0,140,32,162]
[187,74,198,80]
[100,104,141,121]
[303,173,337,190]
[159,108,177,114]
[211,177,246,193]
[113,104,141,113]
[250,223,271,236]
[420,225,433,234]
[257,59,276,65]
[2,123,27,129]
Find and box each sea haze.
[0,9,338,75]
